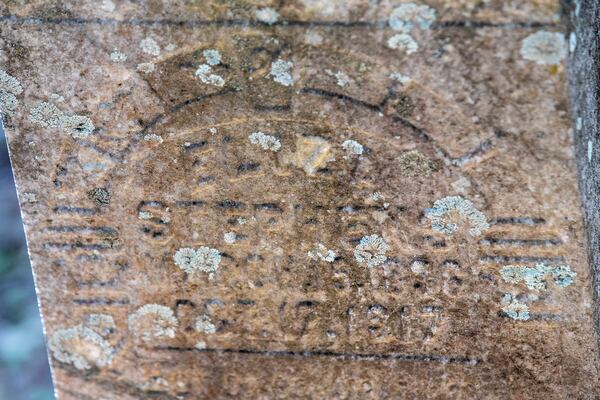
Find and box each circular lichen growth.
[48,325,114,370]
[394,93,415,118]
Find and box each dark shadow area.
[0,122,54,399]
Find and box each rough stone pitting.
[269,59,294,86]
[48,325,114,370]
[128,304,178,341]
[87,187,111,206]
[173,247,222,275]
[397,150,436,176]
[354,234,389,268]
[249,131,281,151]
[425,196,489,236]
[520,31,567,65]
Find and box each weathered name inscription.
[2,0,598,398]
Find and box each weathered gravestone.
[1,0,599,398]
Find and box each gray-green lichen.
[195,49,225,86]
[520,31,566,65]
[389,3,437,32]
[500,263,577,290]
[110,50,127,63]
[48,325,114,370]
[29,101,94,138]
[0,69,23,116]
[269,59,294,86]
[195,315,216,334]
[249,131,281,151]
[140,37,160,56]
[387,34,418,54]
[425,196,489,236]
[223,232,236,244]
[341,139,364,155]
[354,234,389,268]
[173,247,222,276]
[128,304,178,341]
[137,62,155,74]
[308,243,337,263]
[502,301,530,321]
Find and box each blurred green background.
[0,123,54,400]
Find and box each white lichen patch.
[59,115,95,138]
[173,247,222,275]
[425,196,489,236]
[195,64,225,87]
[110,50,127,63]
[325,69,350,87]
[138,211,153,220]
[144,133,164,144]
[249,131,281,151]
[369,192,384,202]
[255,7,279,25]
[588,140,593,163]
[223,232,236,244]
[389,3,437,32]
[0,69,23,115]
[195,315,216,334]
[354,234,389,268]
[569,31,577,53]
[29,102,95,138]
[308,243,337,263]
[137,62,155,74]
[451,176,471,194]
[341,139,364,155]
[22,192,37,203]
[387,34,418,54]
[390,72,411,85]
[502,300,530,321]
[520,31,567,65]
[48,325,114,370]
[576,117,582,131]
[203,49,222,66]
[140,37,160,56]
[101,0,116,12]
[195,340,207,350]
[500,263,577,290]
[128,304,178,341]
[269,59,294,86]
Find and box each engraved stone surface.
[1,0,599,398]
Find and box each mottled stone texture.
[1,1,599,398]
